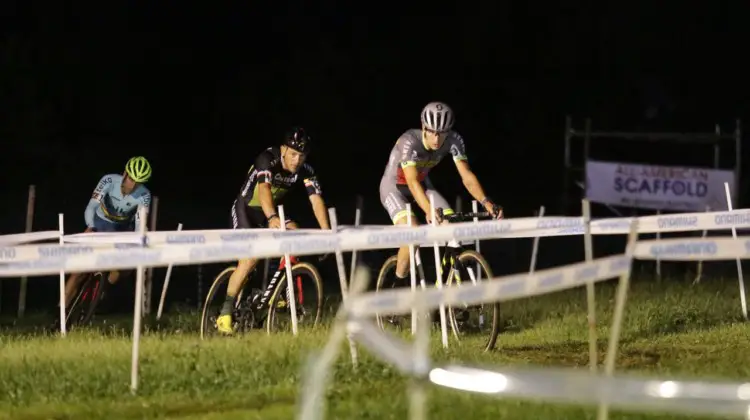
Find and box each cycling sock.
[220,295,235,316]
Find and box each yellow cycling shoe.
[216,314,234,335]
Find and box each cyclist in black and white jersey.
[217,127,331,334]
[379,102,503,285]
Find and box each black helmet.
[283,127,311,153]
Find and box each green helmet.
[125,156,152,183]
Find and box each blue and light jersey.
[84,174,151,229]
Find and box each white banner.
[585,160,736,212]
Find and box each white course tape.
[0,218,615,276]
[61,227,330,245]
[429,365,750,418]
[343,208,750,241]
[634,236,750,261]
[0,231,59,246]
[349,319,420,376]
[2,208,750,276]
[3,207,750,248]
[346,254,632,318]
[343,314,750,418]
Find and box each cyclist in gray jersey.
[379,101,503,284]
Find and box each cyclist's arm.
[257,183,276,219]
[302,165,329,230]
[403,165,432,215]
[397,135,433,215]
[308,194,330,230]
[450,133,492,206]
[85,175,114,228]
[251,152,279,220]
[134,191,152,230]
[454,160,490,204]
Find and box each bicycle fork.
[412,250,428,290]
[441,245,486,330]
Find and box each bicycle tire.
[65,272,107,330]
[447,249,499,352]
[266,262,324,333]
[200,266,243,340]
[374,255,400,330]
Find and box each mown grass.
[0,275,748,419]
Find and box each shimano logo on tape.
[166,234,205,244]
[189,244,253,260]
[367,229,428,246]
[536,218,582,229]
[0,247,17,261]
[280,237,341,254]
[220,232,259,242]
[715,212,750,227]
[37,245,94,259]
[649,241,717,257]
[657,215,698,229]
[453,222,511,240]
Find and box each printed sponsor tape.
[347,254,632,317]
[634,237,750,261]
[3,208,750,276]
[5,209,750,249]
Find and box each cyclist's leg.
[63,214,123,306]
[217,202,297,333]
[64,271,87,307]
[104,218,135,286]
[380,181,419,283]
[217,201,262,333]
[423,177,454,225]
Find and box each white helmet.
[421,101,455,133]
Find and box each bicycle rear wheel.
[446,250,500,351]
[266,262,323,333]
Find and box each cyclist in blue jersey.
[62,156,153,308]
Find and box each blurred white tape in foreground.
[344,315,750,418]
[430,365,750,418]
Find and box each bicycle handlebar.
[442,211,495,223]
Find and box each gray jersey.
[381,129,468,185]
[378,129,467,223]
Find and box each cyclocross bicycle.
[200,254,324,339]
[374,210,500,351]
[64,270,128,330]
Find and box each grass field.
[0,274,748,419]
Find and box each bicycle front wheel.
[200,266,253,339]
[65,272,107,331]
[265,262,324,333]
[446,250,500,352]
[374,255,413,332]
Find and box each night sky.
[1,3,748,312]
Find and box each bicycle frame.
[409,211,492,290]
[409,239,479,290]
[250,256,304,312]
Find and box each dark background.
[1,3,748,314]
